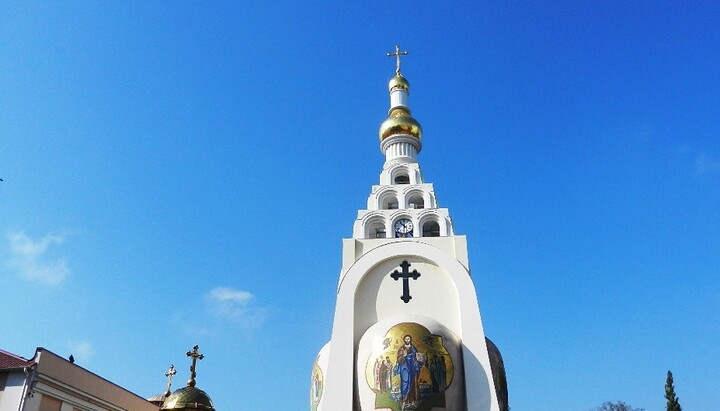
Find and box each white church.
[311,47,508,411]
[0,47,507,411]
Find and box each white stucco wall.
[0,371,29,411]
[323,240,499,411]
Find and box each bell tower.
[311,47,501,411]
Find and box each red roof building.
[0,347,157,411]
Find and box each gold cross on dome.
[387,45,409,74]
[186,345,204,387]
[164,364,176,396]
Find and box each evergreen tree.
[593,401,644,411]
[665,370,682,411]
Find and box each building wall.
[0,371,30,411]
[1,348,157,411]
[33,349,157,411]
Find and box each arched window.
[422,220,441,237]
[365,217,387,239]
[391,166,411,185]
[394,174,410,184]
[380,192,399,210]
[406,192,425,209]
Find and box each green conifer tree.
[665,370,682,411]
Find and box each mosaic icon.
[365,322,453,411]
[310,356,323,411]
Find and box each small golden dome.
[388,73,409,92]
[379,107,422,141]
[161,386,215,411]
[147,393,167,407]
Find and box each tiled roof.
[0,348,35,369]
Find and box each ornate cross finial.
[164,364,176,397]
[186,345,204,387]
[387,45,409,75]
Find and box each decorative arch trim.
[376,188,400,210]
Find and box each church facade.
[311,48,507,411]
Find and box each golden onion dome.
[161,386,215,411]
[379,107,422,142]
[388,73,409,92]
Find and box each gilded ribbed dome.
[379,107,423,141]
[161,386,215,411]
[388,73,409,92]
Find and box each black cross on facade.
[390,260,421,303]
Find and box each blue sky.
[1,2,719,410]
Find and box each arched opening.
[407,192,425,209]
[380,193,399,210]
[422,220,441,237]
[366,218,387,239]
[391,166,411,185]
